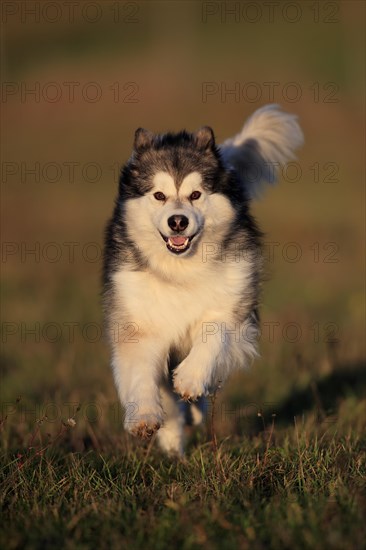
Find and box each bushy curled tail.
[219,104,304,198]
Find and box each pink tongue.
[170,236,187,246]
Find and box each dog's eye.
[190,191,201,201]
[153,192,166,201]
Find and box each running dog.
[103,105,303,454]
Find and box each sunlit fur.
[103,105,303,454]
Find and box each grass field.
[1,374,366,549]
[1,1,365,548]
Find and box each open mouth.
[160,233,196,255]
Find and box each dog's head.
[119,127,237,261]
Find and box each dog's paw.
[173,361,207,401]
[125,412,162,440]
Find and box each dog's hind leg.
[157,384,185,456]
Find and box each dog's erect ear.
[194,126,215,151]
[133,128,154,152]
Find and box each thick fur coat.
[103,105,303,454]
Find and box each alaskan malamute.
[103,105,303,454]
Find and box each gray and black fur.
[102,105,303,453]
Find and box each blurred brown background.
[1,1,365,442]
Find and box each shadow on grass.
[277,361,366,420]
[236,360,366,435]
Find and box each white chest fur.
[112,253,252,345]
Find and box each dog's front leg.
[173,320,226,401]
[111,338,166,439]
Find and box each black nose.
[167,215,189,232]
